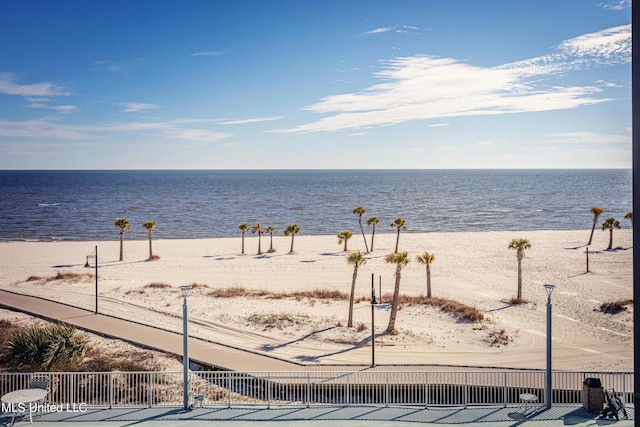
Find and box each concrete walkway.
[0,404,634,426]
[0,289,300,371]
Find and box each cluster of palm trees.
[113,218,157,261]
[338,206,406,255]
[587,206,632,250]
[238,223,301,255]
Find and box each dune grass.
[599,298,633,314]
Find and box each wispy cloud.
[119,102,160,113]
[92,58,145,74]
[272,25,630,134]
[218,116,283,125]
[549,131,631,144]
[51,105,79,113]
[0,117,89,140]
[362,27,393,35]
[191,50,231,57]
[599,0,630,10]
[362,25,419,36]
[0,73,70,97]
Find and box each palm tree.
[508,238,531,303]
[587,206,605,245]
[251,223,265,255]
[416,251,435,298]
[353,206,370,253]
[114,218,131,261]
[238,223,250,254]
[284,224,300,254]
[337,230,353,252]
[390,217,407,253]
[602,217,621,250]
[346,251,367,327]
[367,216,380,251]
[385,252,410,333]
[266,226,277,253]
[142,221,156,259]
[624,211,633,227]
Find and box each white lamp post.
[370,273,378,367]
[543,283,556,409]
[180,285,192,410]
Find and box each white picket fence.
[0,370,633,408]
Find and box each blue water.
[0,169,632,241]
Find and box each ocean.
[0,169,632,242]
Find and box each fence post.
[227,372,231,408]
[109,373,113,409]
[267,372,271,409]
[503,372,508,407]
[464,372,469,408]
[306,372,310,408]
[385,372,390,407]
[425,372,429,409]
[148,372,153,407]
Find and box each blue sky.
[0,0,631,169]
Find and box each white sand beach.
[0,229,633,371]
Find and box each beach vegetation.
[142,220,157,260]
[284,223,300,254]
[352,206,370,253]
[601,217,621,250]
[416,251,435,298]
[383,294,484,322]
[624,211,632,227]
[208,287,349,301]
[599,298,633,314]
[266,225,277,253]
[384,251,410,333]
[145,282,171,289]
[25,271,93,284]
[366,216,380,251]
[390,217,407,253]
[114,217,131,261]
[488,328,512,347]
[251,223,266,255]
[238,223,250,254]
[346,250,367,327]
[337,229,353,251]
[587,206,605,246]
[508,238,531,303]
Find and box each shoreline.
[0,229,633,371]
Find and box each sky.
[0,0,632,169]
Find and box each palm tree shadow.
[564,244,588,250]
[292,332,385,363]
[260,326,338,351]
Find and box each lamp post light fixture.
[370,273,378,368]
[179,285,192,410]
[543,283,556,409]
[84,246,98,314]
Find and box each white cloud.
[0,73,70,97]
[218,116,283,125]
[0,117,89,140]
[191,50,231,57]
[428,123,450,127]
[51,105,79,113]
[120,102,160,113]
[599,0,630,11]
[362,27,393,35]
[272,25,630,134]
[92,58,145,74]
[549,131,631,144]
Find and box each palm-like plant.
[346,251,367,327]
[251,223,265,255]
[602,217,621,250]
[353,206,370,253]
[142,221,156,259]
[284,224,300,254]
[587,206,605,245]
[384,251,410,333]
[238,223,250,254]
[416,251,435,298]
[367,216,380,251]
[390,217,407,253]
[114,218,131,261]
[266,226,277,253]
[508,238,531,303]
[624,211,633,227]
[337,229,353,252]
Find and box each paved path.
[0,290,301,372]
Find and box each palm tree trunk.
[289,235,295,254]
[394,228,400,253]
[517,258,522,301]
[348,266,358,327]
[241,232,245,254]
[148,233,153,258]
[359,219,369,253]
[426,266,432,298]
[386,268,401,332]
[119,230,124,261]
[269,234,274,252]
[370,226,376,251]
[588,221,597,245]
[257,232,262,255]
[608,229,613,250]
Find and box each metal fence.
[0,370,633,409]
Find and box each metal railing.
[0,370,633,408]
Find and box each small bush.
[380,294,484,322]
[599,299,633,314]
[508,296,529,305]
[144,283,171,289]
[356,322,368,332]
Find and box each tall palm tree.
[385,252,410,333]
[337,230,353,252]
[284,224,300,254]
[602,217,621,250]
[508,238,531,303]
[624,211,633,227]
[352,206,370,253]
[251,223,265,255]
[587,206,605,245]
[142,221,156,259]
[114,218,131,261]
[266,226,277,253]
[238,223,250,254]
[416,251,435,298]
[367,216,380,251]
[346,251,367,327]
[390,217,407,253]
